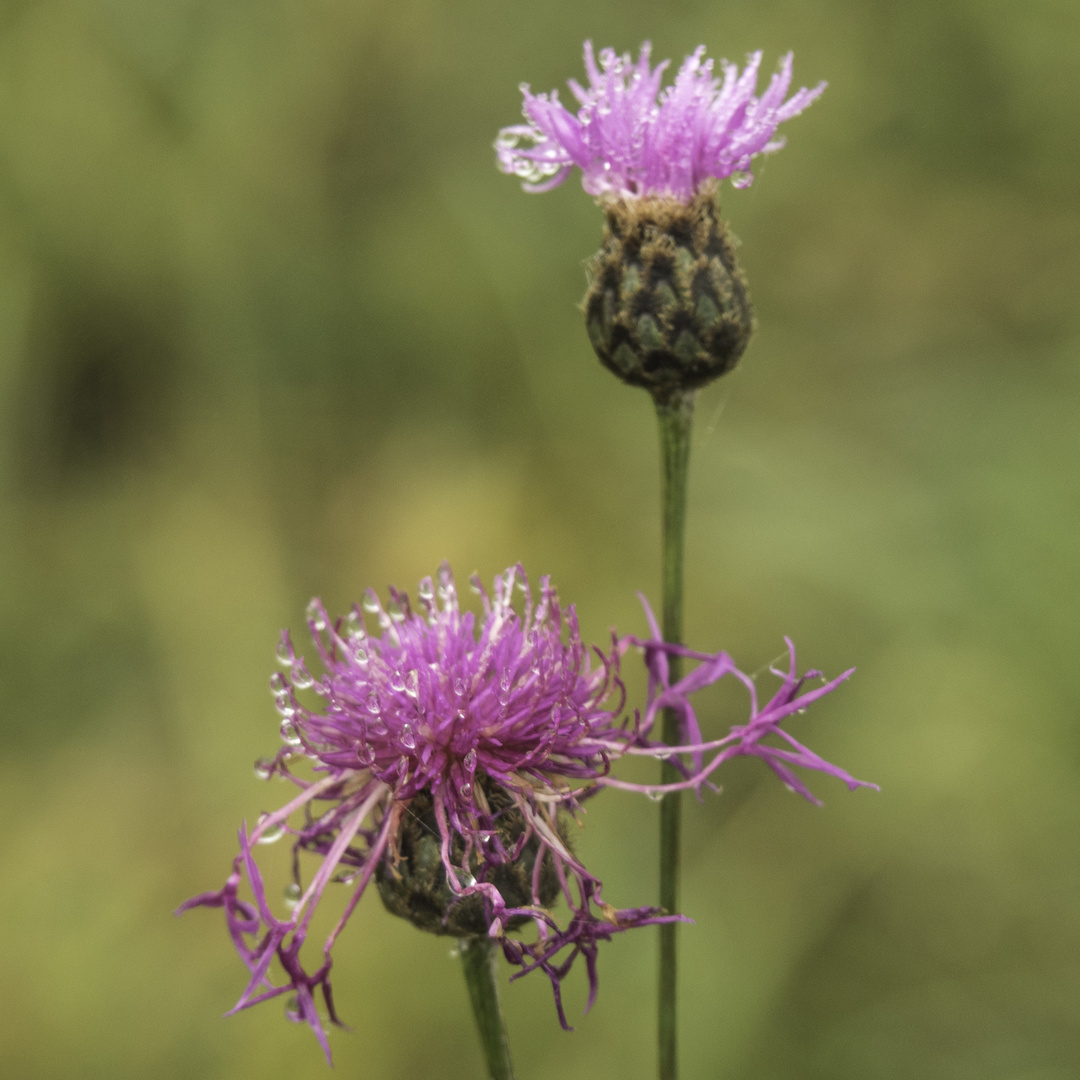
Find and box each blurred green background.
[1,0,1078,1077]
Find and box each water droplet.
[366,692,380,714]
[269,672,288,695]
[275,637,294,667]
[274,692,296,717]
[463,749,477,773]
[463,874,477,888]
[344,610,366,639]
[399,724,416,750]
[417,578,434,602]
[305,598,327,631]
[500,670,512,692]
[353,646,369,666]
[389,672,406,693]
[256,815,285,844]
[280,720,303,746]
[362,590,380,613]
[647,790,665,802]
[405,670,419,699]
[291,662,314,690]
[454,677,466,697]
[283,882,302,909]
[796,707,807,715]
[438,566,456,600]
[460,781,472,797]
[285,994,300,1017]
[254,757,274,781]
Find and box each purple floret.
[496,41,825,200]
[180,564,872,1060]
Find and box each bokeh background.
[1,0,1078,1077]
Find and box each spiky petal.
[496,41,825,200]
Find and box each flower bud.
[583,183,754,401]
[375,780,563,938]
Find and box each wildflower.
[496,41,825,200]
[496,43,824,400]
[179,564,872,1060]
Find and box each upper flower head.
[496,41,825,201]
[180,564,872,1061]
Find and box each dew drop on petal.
[389,672,406,693]
[280,720,303,746]
[362,590,380,613]
[647,790,665,802]
[283,882,302,909]
[256,815,286,844]
[305,598,327,631]
[418,578,435,602]
[254,757,274,780]
[353,646,369,666]
[274,693,296,717]
[275,638,294,667]
[366,692,380,714]
[344,610,366,639]
[405,670,419,699]
[269,672,288,695]
[460,782,472,797]
[291,662,314,690]
[463,749,477,773]
[400,724,416,750]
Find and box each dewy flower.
[180,565,873,1060]
[496,41,825,200]
[496,43,825,401]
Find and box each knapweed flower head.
[497,43,823,397]
[496,41,825,200]
[180,564,873,1061]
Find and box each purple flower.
[180,565,872,1060]
[496,41,825,200]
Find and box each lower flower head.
[180,564,874,1060]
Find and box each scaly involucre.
[496,41,825,200]
[180,565,873,1060]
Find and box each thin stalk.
[655,390,695,1080]
[460,936,516,1080]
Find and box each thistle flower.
[496,41,825,200]
[180,564,872,1060]
[496,43,825,400]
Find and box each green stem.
[655,390,695,1080]
[460,936,516,1080]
